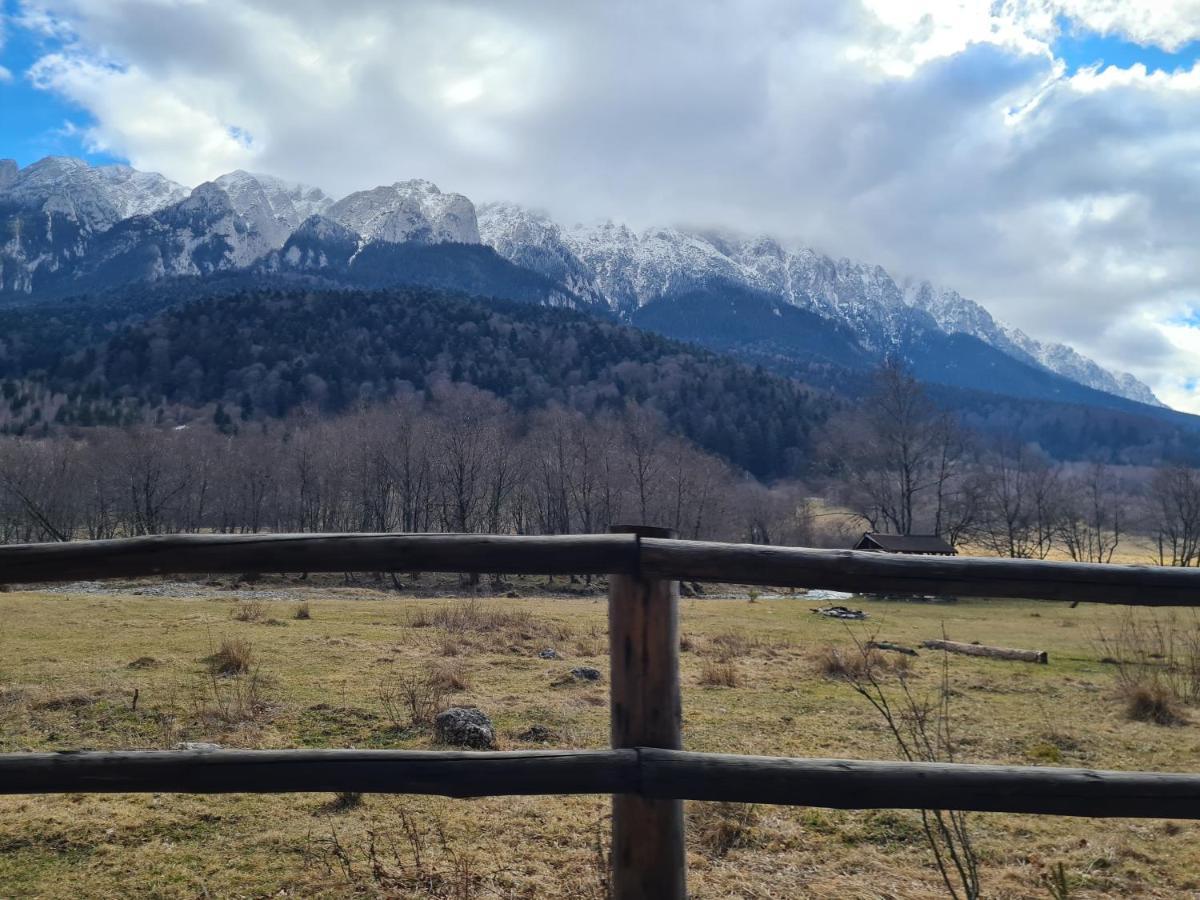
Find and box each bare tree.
[1148,465,1200,566]
[1058,462,1123,563]
[830,359,968,539]
[975,443,1062,559]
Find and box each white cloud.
[10,0,1200,410]
[1055,0,1200,51]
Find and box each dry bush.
[819,645,868,678]
[679,634,695,653]
[207,638,254,676]
[699,660,739,687]
[438,635,462,657]
[431,660,471,692]
[838,640,981,900]
[688,801,759,857]
[293,602,311,620]
[1126,683,1187,726]
[379,667,450,727]
[431,598,538,635]
[328,791,363,811]
[574,637,604,657]
[705,631,788,662]
[231,599,268,622]
[818,645,909,680]
[306,801,501,897]
[405,607,434,629]
[194,665,268,725]
[1098,610,1200,720]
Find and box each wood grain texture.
[609,525,686,900]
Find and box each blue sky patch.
[0,11,120,167]
[1054,18,1200,76]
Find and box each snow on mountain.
[328,179,479,245]
[476,202,606,306]
[213,171,333,249]
[483,210,933,350]
[904,280,1166,408]
[0,157,1165,409]
[0,156,187,231]
[264,214,359,272]
[999,324,1166,408]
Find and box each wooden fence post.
[608,524,686,899]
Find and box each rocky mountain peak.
[328,179,480,245]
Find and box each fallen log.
[866,640,918,656]
[921,639,1047,664]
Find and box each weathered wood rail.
[3,527,1200,899]
[2,530,1199,604]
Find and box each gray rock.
[434,707,496,749]
[538,648,561,659]
[570,666,602,682]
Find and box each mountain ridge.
[0,156,1164,410]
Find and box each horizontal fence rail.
[2,531,1200,605]
[4,748,1200,820]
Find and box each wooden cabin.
[853,532,957,556]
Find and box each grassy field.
[1,578,1199,898]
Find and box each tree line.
[0,382,821,550]
[1,357,1198,568]
[823,360,1200,565]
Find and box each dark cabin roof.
[853,532,957,555]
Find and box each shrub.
[1126,683,1187,726]
[1098,609,1200,705]
[432,660,471,692]
[699,660,739,687]
[689,802,759,857]
[207,638,254,676]
[293,602,311,620]
[232,600,267,623]
[378,668,450,727]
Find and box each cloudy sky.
[1,0,1199,411]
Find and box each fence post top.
[609,524,677,539]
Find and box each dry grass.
[232,600,268,623]
[206,637,254,676]
[698,660,739,687]
[688,801,759,857]
[293,602,311,620]
[1125,683,1188,726]
[4,586,1200,897]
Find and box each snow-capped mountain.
[476,205,1164,405]
[327,180,479,245]
[903,281,1166,407]
[1,156,187,230]
[0,156,1165,409]
[213,170,333,248]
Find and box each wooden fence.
[2,525,1200,898]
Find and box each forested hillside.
[8,287,828,480]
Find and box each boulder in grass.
[434,707,496,749]
[570,666,602,682]
[538,648,561,660]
